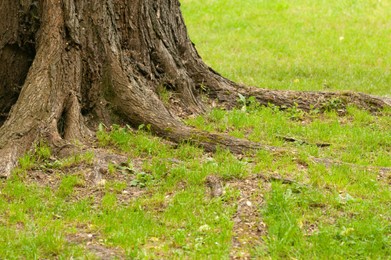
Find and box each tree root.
[181,56,391,113]
[207,80,391,113]
[0,146,19,178]
[176,128,283,154]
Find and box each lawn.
[0,0,390,259]
[182,0,391,96]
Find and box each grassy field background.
[0,0,390,259]
[182,0,391,96]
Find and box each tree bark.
[0,0,389,177]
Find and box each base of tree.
[0,0,390,177]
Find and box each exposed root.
[180,51,391,113]
[175,128,283,154]
[0,146,19,178]
[242,87,391,113]
[106,56,283,155]
[206,79,391,113]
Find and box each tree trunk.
[0,0,389,177]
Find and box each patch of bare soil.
[206,174,270,259]
[24,148,148,205]
[228,175,270,259]
[378,167,391,185]
[66,228,125,259]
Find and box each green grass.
[1,0,391,258]
[181,0,391,96]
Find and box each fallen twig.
[276,135,331,147]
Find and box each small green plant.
[57,175,84,198]
[18,153,36,170]
[138,123,152,132]
[97,123,111,146]
[44,151,95,169]
[238,94,262,113]
[15,142,52,173]
[35,141,52,161]
[130,172,152,188]
[323,97,344,112]
[309,104,320,116]
[157,85,172,104]
[117,162,134,174]
[106,161,135,175]
[286,103,305,121]
[246,96,261,111]
[237,93,247,112]
[107,162,117,175]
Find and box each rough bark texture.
[0,0,390,177]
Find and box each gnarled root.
[188,66,391,113]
